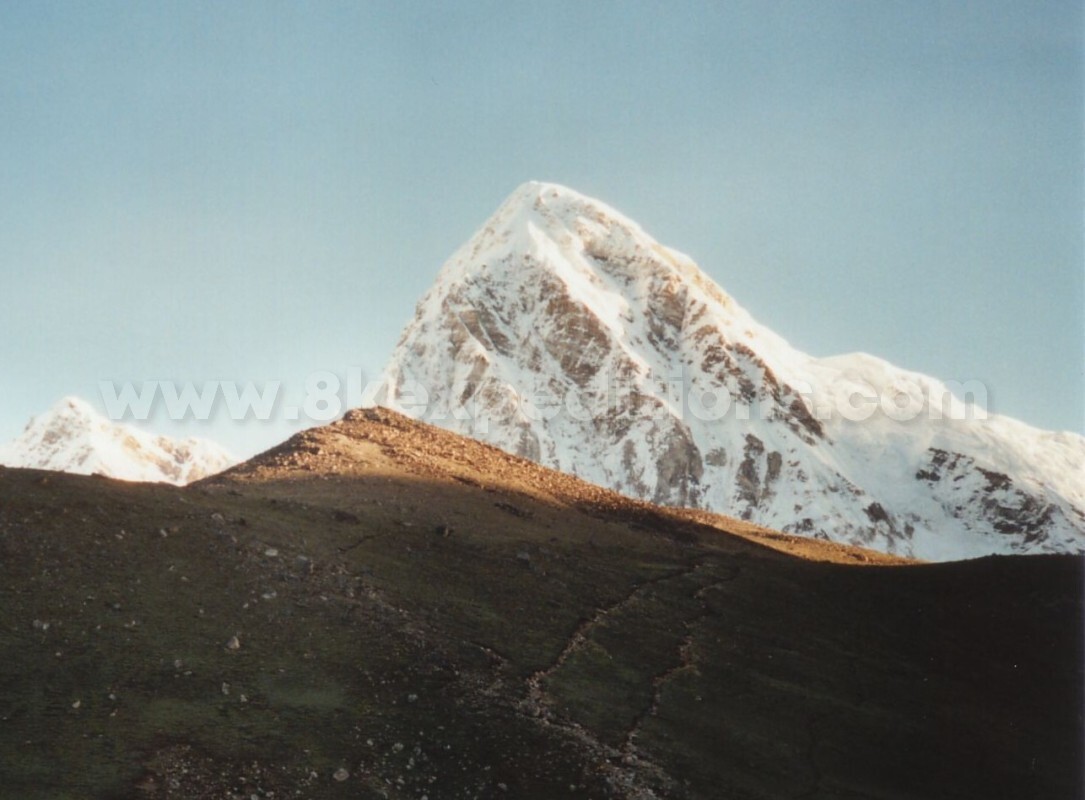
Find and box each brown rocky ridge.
[0,407,1080,799]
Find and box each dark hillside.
[0,409,1080,799]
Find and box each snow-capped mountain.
[376,181,1085,561]
[0,396,235,485]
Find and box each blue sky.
[1,0,1081,456]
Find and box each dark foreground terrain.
[0,408,1081,799]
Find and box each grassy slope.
[0,411,1080,799]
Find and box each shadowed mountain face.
[0,408,1081,799]
[377,181,1085,561]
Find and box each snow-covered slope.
[0,396,235,485]
[376,181,1085,560]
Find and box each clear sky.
[1,0,1081,457]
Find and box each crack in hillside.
[622,563,742,757]
[457,560,741,797]
[521,562,700,719]
[510,561,745,798]
[512,562,708,799]
[621,631,698,757]
[514,703,673,800]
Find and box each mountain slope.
[377,181,1085,560]
[0,408,1080,799]
[0,396,235,485]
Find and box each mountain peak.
[379,184,1085,561]
[508,179,604,206]
[428,181,727,347]
[18,396,107,442]
[0,396,236,484]
[504,180,642,223]
[494,180,650,245]
[508,179,569,199]
[50,395,98,420]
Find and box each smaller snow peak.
[54,395,98,419]
[1,395,236,485]
[28,396,104,436]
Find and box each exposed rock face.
[376,181,1085,560]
